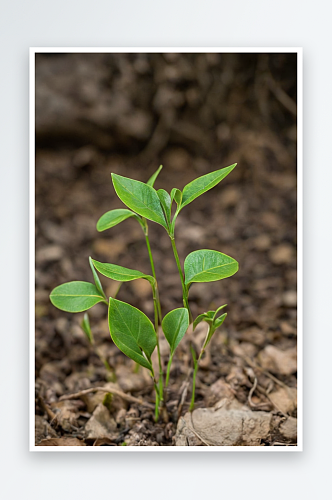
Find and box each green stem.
[149,364,160,421]
[154,383,160,421]
[170,237,192,322]
[152,287,164,401]
[142,220,164,401]
[113,282,122,299]
[165,353,173,387]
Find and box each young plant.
[50,164,239,420]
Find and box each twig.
[248,376,258,407]
[59,387,154,409]
[247,376,273,411]
[241,355,289,390]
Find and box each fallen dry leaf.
[85,403,117,440]
[279,416,297,441]
[258,345,297,375]
[269,387,297,414]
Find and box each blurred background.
[35,53,297,417]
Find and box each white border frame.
[29,47,302,452]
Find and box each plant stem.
[170,237,192,322]
[189,361,199,412]
[142,219,164,401]
[150,365,160,421]
[154,383,160,421]
[144,231,162,318]
[165,353,173,387]
[152,287,164,401]
[189,343,199,412]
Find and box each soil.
[35,52,297,447]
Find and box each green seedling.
[50,164,239,420]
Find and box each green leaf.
[91,258,154,285]
[203,313,227,351]
[81,312,93,344]
[157,189,172,226]
[96,209,139,232]
[162,308,189,354]
[180,164,237,209]
[108,298,156,371]
[147,165,163,187]
[212,304,227,321]
[184,249,239,285]
[193,312,213,331]
[50,282,105,312]
[89,256,106,299]
[171,188,182,205]
[111,173,168,229]
[213,312,227,329]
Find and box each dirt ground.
[35,53,297,446]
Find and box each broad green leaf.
[111,173,168,229]
[157,189,172,226]
[162,308,189,354]
[81,312,93,344]
[89,256,106,299]
[147,165,163,187]
[92,258,154,285]
[213,312,227,329]
[50,281,105,312]
[108,298,156,370]
[184,249,238,285]
[171,188,182,205]
[96,209,138,232]
[181,164,237,209]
